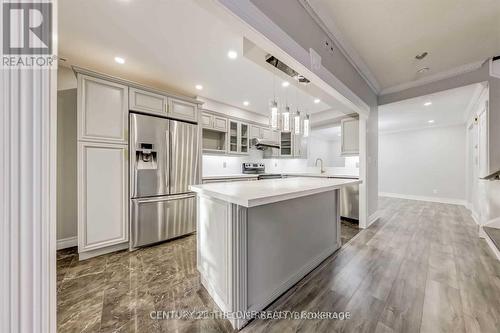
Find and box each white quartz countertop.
[190,177,361,207]
[202,174,259,180]
[284,172,359,179]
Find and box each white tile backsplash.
[202,148,359,177]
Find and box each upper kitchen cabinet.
[294,134,308,158]
[250,125,272,141]
[341,118,359,156]
[228,120,249,154]
[78,74,128,144]
[129,87,167,115]
[168,98,198,123]
[202,112,228,131]
[280,131,293,156]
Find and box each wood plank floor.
[56,197,500,332]
[240,197,500,333]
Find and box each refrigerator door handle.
[134,193,195,203]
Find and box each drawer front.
[213,116,228,131]
[130,194,196,248]
[129,88,167,115]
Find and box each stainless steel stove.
[242,163,282,180]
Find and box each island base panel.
[196,190,341,329]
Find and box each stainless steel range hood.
[251,138,280,150]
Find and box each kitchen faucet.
[315,158,325,174]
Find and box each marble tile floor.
[57,197,500,332]
[340,219,360,245]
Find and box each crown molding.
[298,0,381,94]
[380,60,486,95]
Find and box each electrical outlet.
[223,161,227,168]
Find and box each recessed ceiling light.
[243,101,249,106]
[114,56,125,64]
[227,50,238,59]
[424,101,432,106]
[314,98,321,104]
[195,84,203,90]
[428,119,435,123]
[282,81,290,87]
[417,67,430,74]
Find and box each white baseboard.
[366,210,381,228]
[379,192,466,206]
[56,236,77,250]
[78,242,129,261]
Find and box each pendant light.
[282,106,290,132]
[282,86,290,132]
[303,114,310,137]
[270,74,279,129]
[294,110,301,135]
[293,87,301,135]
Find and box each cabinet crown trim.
[72,65,203,106]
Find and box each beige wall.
[57,66,78,242]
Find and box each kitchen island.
[190,177,361,329]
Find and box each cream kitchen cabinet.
[129,87,167,115]
[202,112,227,131]
[78,74,128,144]
[251,125,272,141]
[228,120,249,154]
[78,142,128,256]
[341,118,359,156]
[168,98,198,122]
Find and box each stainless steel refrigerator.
[129,112,200,249]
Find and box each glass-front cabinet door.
[228,120,249,154]
[229,120,238,153]
[240,123,249,153]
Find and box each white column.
[358,114,368,228]
[0,1,58,332]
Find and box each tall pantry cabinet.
[77,73,129,259]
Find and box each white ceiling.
[379,83,482,133]
[306,0,500,91]
[58,0,348,116]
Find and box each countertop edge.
[190,179,362,208]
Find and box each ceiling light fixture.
[314,98,320,104]
[415,52,428,60]
[417,67,430,74]
[424,101,432,106]
[282,81,290,87]
[243,101,249,106]
[195,84,203,90]
[227,50,238,59]
[428,120,435,124]
[114,56,125,64]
